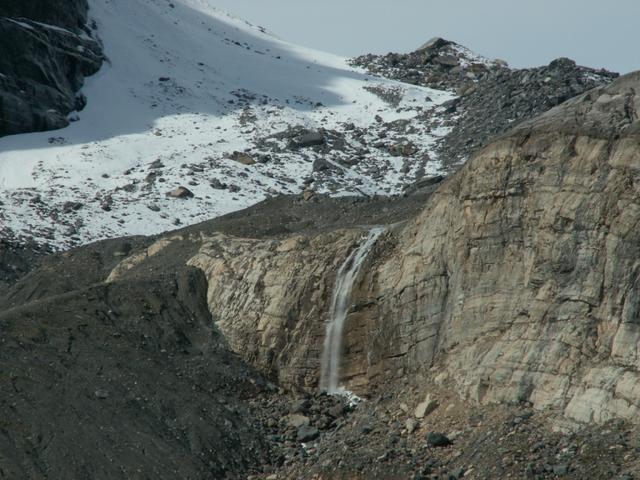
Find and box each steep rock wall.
[365,72,640,423]
[187,230,375,389]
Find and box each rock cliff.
[363,71,640,423]
[0,0,103,136]
[178,72,640,425]
[3,72,640,478]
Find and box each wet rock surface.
[0,0,103,136]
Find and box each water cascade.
[319,227,385,393]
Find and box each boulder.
[226,151,256,165]
[416,37,451,52]
[289,131,325,149]
[284,414,310,429]
[414,394,438,419]
[165,186,194,199]
[296,425,320,442]
[426,432,451,447]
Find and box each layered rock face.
[0,0,103,136]
[180,73,640,425]
[365,72,640,423]
[187,230,367,389]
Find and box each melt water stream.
[319,227,385,393]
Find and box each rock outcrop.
[363,71,640,423]
[187,230,366,389]
[0,0,103,136]
[352,40,618,169]
[184,72,640,425]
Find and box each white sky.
[211,0,638,74]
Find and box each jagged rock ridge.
[352,38,619,168]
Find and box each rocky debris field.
[4,179,640,479]
[0,263,273,479]
[351,37,502,92]
[273,380,640,480]
[0,239,50,297]
[352,38,618,168]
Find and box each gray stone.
[290,131,324,149]
[284,414,310,429]
[226,151,256,165]
[552,464,569,476]
[405,418,418,434]
[296,425,319,442]
[414,394,438,419]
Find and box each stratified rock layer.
[182,72,640,425]
[366,71,640,423]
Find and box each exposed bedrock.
[367,71,640,423]
[0,0,103,136]
[179,72,640,425]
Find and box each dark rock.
[296,425,320,442]
[62,201,83,213]
[552,464,569,476]
[210,179,228,190]
[100,195,114,212]
[149,159,164,169]
[414,175,444,189]
[416,37,451,52]
[448,467,465,479]
[313,158,338,173]
[426,432,451,447]
[0,1,104,137]
[389,142,418,157]
[290,131,325,149]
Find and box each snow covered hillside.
[0,0,455,248]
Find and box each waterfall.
[319,227,385,394]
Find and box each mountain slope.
[0,0,453,249]
[100,71,640,427]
